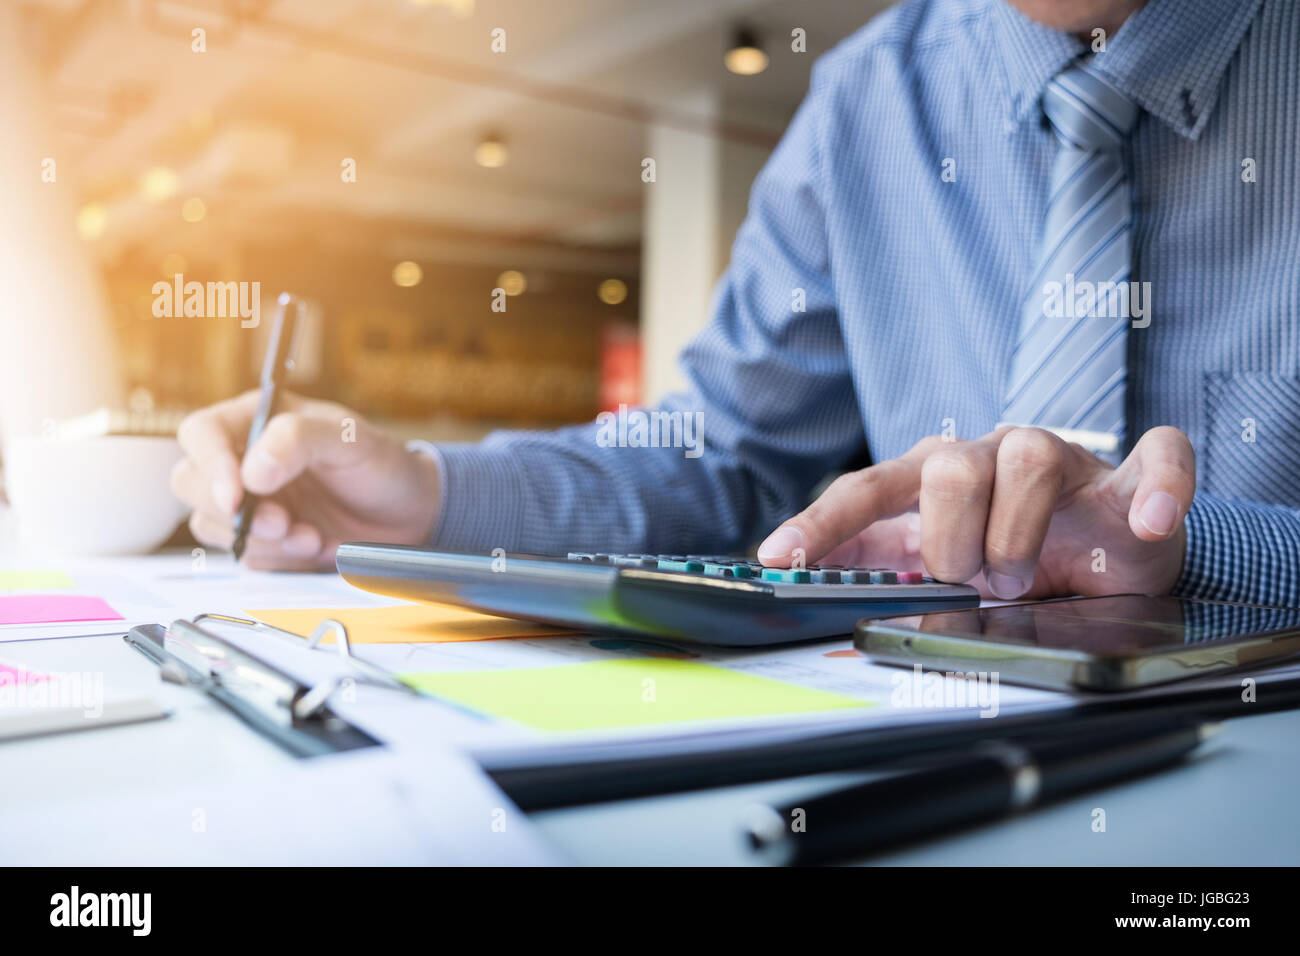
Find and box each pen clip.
[264,292,301,382]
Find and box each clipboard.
[124,613,413,758]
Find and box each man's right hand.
[171,391,442,571]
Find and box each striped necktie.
[1001,61,1140,462]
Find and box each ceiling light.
[76,203,107,240]
[497,270,527,296]
[181,197,206,222]
[598,278,628,306]
[410,0,475,16]
[140,166,179,202]
[725,27,769,76]
[475,132,508,168]
[392,260,423,287]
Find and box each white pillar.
[640,92,771,403]
[0,3,122,440]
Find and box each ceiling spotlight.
[497,270,527,296]
[181,197,206,222]
[139,166,179,202]
[161,252,188,276]
[410,0,475,16]
[76,203,107,240]
[392,260,423,287]
[475,132,508,168]
[597,278,628,306]
[725,27,769,76]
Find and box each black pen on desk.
[743,718,1219,866]
[231,292,299,561]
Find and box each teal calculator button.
[658,559,705,573]
[761,568,812,583]
[703,562,755,578]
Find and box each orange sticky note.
[246,603,573,644]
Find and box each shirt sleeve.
[1174,492,1300,607]
[428,64,866,556]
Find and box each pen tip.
[1198,722,1224,741]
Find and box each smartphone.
[855,594,1300,691]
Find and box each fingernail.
[987,571,1029,600]
[251,511,287,540]
[245,448,283,487]
[282,531,319,557]
[757,525,806,563]
[212,477,238,514]
[1138,491,1179,536]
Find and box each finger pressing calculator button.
[761,568,812,584]
[897,571,924,584]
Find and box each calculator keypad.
[565,553,934,584]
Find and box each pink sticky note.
[0,594,122,626]
[0,662,50,684]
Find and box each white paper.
[0,743,562,865]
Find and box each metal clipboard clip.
[190,612,415,710]
[124,613,415,758]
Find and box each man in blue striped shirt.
[175,0,1300,609]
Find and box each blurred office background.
[0,0,884,442]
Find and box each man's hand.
[171,391,442,571]
[756,426,1195,599]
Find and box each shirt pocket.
[1203,372,1300,507]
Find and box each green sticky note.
[0,570,75,590]
[400,659,869,732]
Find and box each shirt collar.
[991,0,1264,140]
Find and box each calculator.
[334,544,980,646]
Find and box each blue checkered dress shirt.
[427,0,1300,608]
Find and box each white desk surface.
[531,709,1300,865]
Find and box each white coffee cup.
[3,435,188,556]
